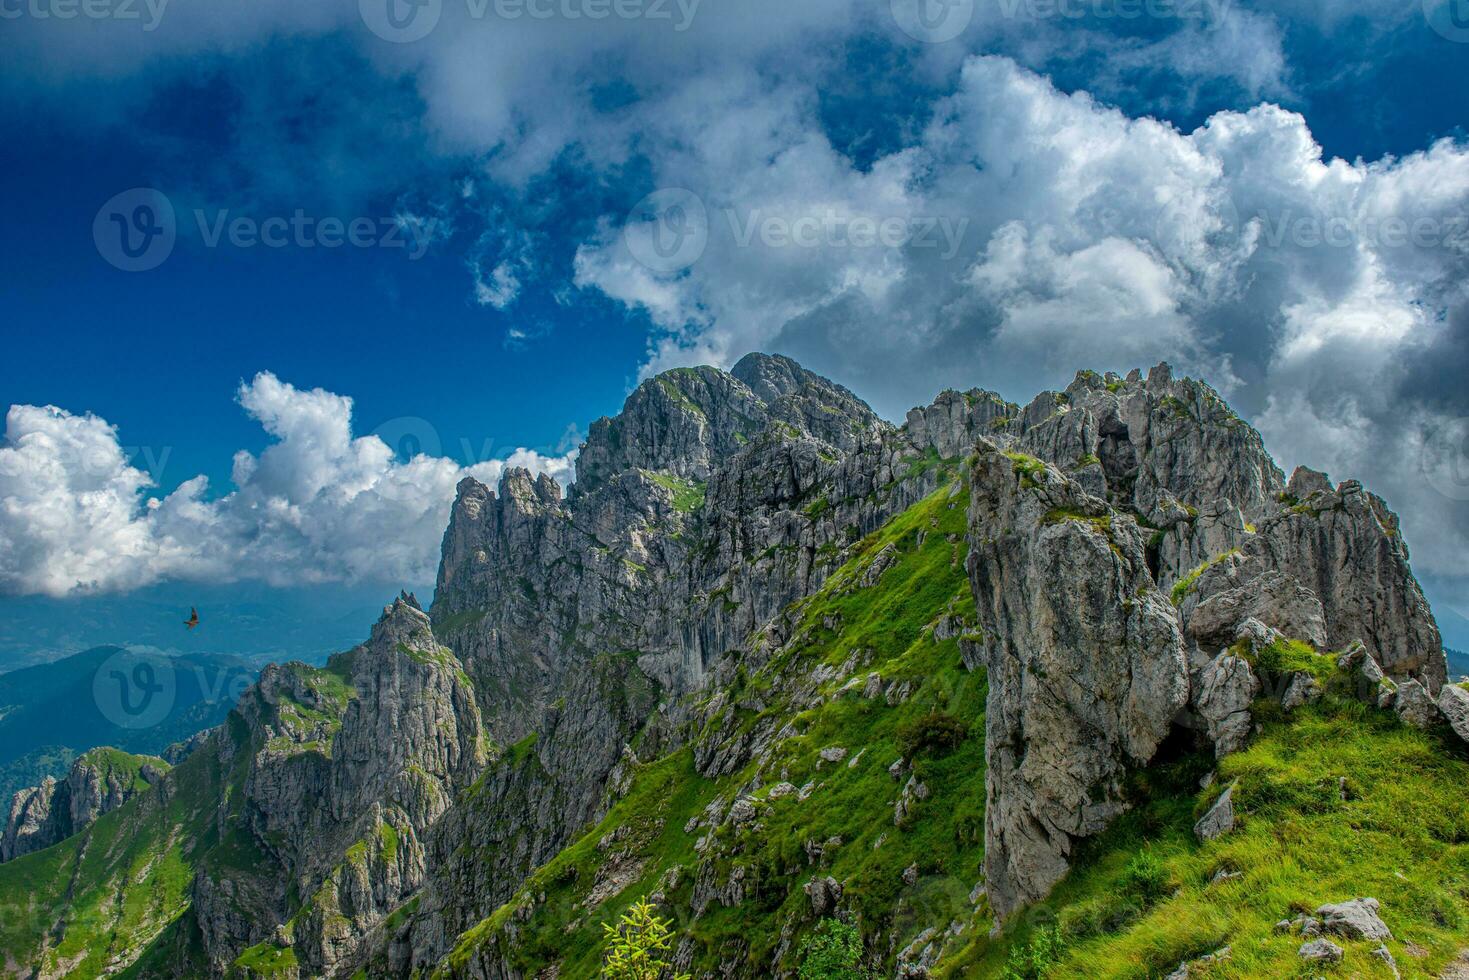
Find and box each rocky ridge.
[0,748,167,863]
[0,355,1456,980]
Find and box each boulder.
[1299,939,1343,963]
[1193,655,1260,758]
[1317,897,1392,941]
[1392,680,1441,730]
[1439,685,1469,744]
[1194,781,1239,841]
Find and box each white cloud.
[565,55,1469,605]
[0,376,577,598]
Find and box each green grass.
[1237,637,1339,683]
[0,733,230,977]
[645,470,708,514]
[435,483,986,977]
[938,698,1469,979]
[1042,509,1113,533]
[1171,550,1240,605]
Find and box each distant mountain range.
[0,580,393,672]
[1447,647,1469,677]
[0,646,256,800]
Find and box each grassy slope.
[0,733,226,977]
[0,656,359,978]
[938,699,1469,979]
[436,476,1469,979]
[436,480,987,976]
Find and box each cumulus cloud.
[567,56,1469,610]
[0,376,576,598]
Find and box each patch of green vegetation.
[1004,452,1048,489]
[1237,637,1339,683]
[1075,453,1101,468]
[940,697,1469,978]
[77,746,170,793]
[234,939,299,976]
[437,484,986,977]
[1041,509,1113,534]
[1161,395,1193,421]
[804,493,832,520]
[1170,550,1240,606]
[646,470,708,513]
[433,607,488,635]
[657,376,707,417]
[901,446,959,482]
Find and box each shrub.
[1120,848,1172,907]
[895,712,969,759]
[600,900,690,980]
[797,919,868,980]
[1001,925,1065,980]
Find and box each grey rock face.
[1,749,167,862]
[406,353,990,970]
[1317,897,1392,941]
[967,441,1188,919]
[190,596,486,977]
[1393,680,1441,730]
[1440,685,1469,744]
[1194,781,1238,841]
[804,875,842,916]
[1193,655,1260,758]
[1187,476,1443,687]
[1,778,57,863]
[1299,939,1344,963]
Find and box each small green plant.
[1001,925,1065,980]
[600,900,690,980]
[797,919,869,980]
[895,711,968,758]
[1120,848,1171,907]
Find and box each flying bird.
[184,607,199,630]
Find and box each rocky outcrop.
[69,355,1445,974]
[964,366,1445,921]
[1194,781,1238,841]
[188,594,486,977]
[1,748,167,862]
[1183,469,1443,688]
[1440,684,1469,744]
[404,353,994,970]
[967,441,1188,919]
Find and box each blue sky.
[3,0,1469,659]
